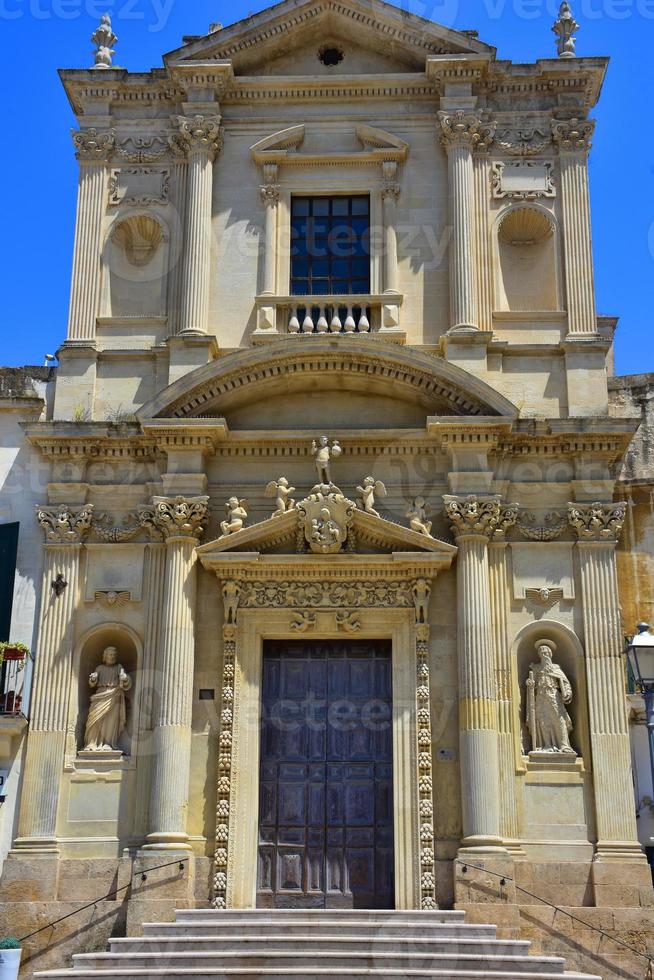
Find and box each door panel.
[257,640,394,909]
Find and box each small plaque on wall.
[492,161,555,199]
[109,168,170,207]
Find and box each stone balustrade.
[254,293,404,340]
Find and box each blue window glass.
[290,196,370,296]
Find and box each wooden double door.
[257,640,394,908]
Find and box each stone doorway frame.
[198,551,457,911]
[229,606,417,910]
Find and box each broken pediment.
[250,123,408,167]
[165,0,494,77]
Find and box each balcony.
[253,294,405,343]
[0,657,28,751]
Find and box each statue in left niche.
[82,646,131,753]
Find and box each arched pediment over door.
[137,339,519,430]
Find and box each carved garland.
[416,619,436,909]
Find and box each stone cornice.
[24,423,156,461]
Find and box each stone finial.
[552,2,579,59]
[91,13,117,69]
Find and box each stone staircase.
[34,909,602,979]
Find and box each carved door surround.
[199,529,456,910]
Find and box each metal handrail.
[18,857,189,943]
[456,858,654,976]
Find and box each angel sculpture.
[356,476,387,518]
[265,477,296,518]
[220,497,248,537]
[407,496,432,536]
[312,435,342,487]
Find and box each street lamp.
[625,623,654,813]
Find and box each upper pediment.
[165,0,495,76]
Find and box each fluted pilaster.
[439,112,494,333]
[133,543,166,839]
[177,116,222,335]
[67,130,114,340]
[552,119,597,337]
[473,149,493,333]
[489,542,520,843]
[569,501,642,858]
[141,495,208,849]
[14,506,92,850]
[166,138,189,336]
[444,494,517,851]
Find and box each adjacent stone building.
[1,2,653,977]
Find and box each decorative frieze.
[115,135,169,163]
[494,124,550,157]
[36,504,94,544]
[240,579,414,609]
[568,501,626,541]
[94,512,142,543]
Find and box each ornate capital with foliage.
[551,118,595,153]
[443,494,518,541]
[71,128,115,162]
[568,501,626,542]
[260,183,280,207]
[36,504,94,544]
[139,495,209,541]
[175,115,223,157]
[438,111,495,151]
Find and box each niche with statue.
[76,626,139,759]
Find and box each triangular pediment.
[165,0,494,76]
[197,499,456,560]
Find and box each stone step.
[141,920,499,940]
[173,909,467,923]
[33,969,603,980]
[110,934,528,956]
[67,951,570,975]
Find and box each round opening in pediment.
[318,45,344,66]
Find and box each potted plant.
[0,938,21,980]
[0,643,31,667]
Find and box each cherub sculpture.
[356,476,387,518]
[220,497,248,537]
[265,477,296,518]
[406,497,432,536]
[312,435,342,487]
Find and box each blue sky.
[0,0,652,374]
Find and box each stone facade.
[1,2,653,977]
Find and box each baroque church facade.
[1,1,653,976]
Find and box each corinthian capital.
[260,183,280,207]
[551,117,595,153]
[438,111,495,151]
[71,128,115,162]
[567,501,626,542]
[443,494,517,541]
[175,115,223,157]
[36,504,94,544]
[139,495,209,541]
